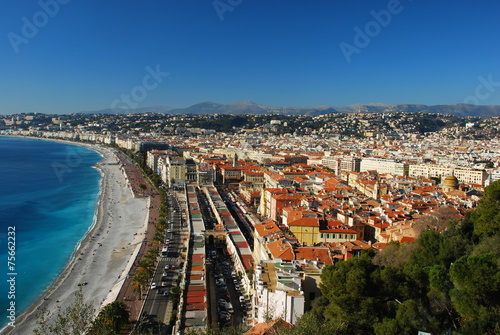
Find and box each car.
[239,296,245,303]
[167,229,173,233]
[219,298,227,305]
[162,271,168,277]
[234,284,240,290]
[164,264,170,270]
[170,265,176,270]
[151,282,157,289]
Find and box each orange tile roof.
[255,220,282,237]
[266,239,295,261]
[287,217,320,227]
[245,319,295,335]
[294,247,333,265]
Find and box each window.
[320,233,324,238]
[326,234,330,239]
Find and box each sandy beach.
[1,141,150,335]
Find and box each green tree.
[320,253,379,334]
[372,241,416,267]
[470,180,500,236]
[449,253,500,332]
[34,290,95,335]
[472,233,500,256]
[289,313,338,335]
[92,301,130,334]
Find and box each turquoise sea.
[0,136,102,329]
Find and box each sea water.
[0,136,102,329]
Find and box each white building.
[360,158,408,176]
[409,164,487,186]
[254,259,304,325]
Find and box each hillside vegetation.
[292,180,500,335]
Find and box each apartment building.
[254,260,305,325]
[360,158,408,176]
[196,163,215,185]
[409,164,487,186]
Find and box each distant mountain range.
[82,101,500,117]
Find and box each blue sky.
[1,0,499,114]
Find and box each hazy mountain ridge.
[80,102,500,117]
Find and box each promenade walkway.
[113,152,162,324]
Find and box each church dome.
[442,175,459,191]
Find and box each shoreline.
[0,137,150,334]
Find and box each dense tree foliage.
[307,180,500,334]
[471,179,500,236]
[92,301,130,334]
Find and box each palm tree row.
[131,188,168,299]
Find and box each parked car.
[151,282,157,289]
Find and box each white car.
[151,282,157,289]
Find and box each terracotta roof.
[294,247,333,265]
[287,217,320,227]
[255,220,282,237]
[266,239,295,261]
[245,319,295,335]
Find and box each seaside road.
[142,248,179,325]
[139,189,186,335]
[141,251,180,333]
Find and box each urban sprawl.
[2,111,500,332]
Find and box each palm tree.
[131,275,146,299]
[93,301,130,333]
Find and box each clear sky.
[1,0,499,114]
